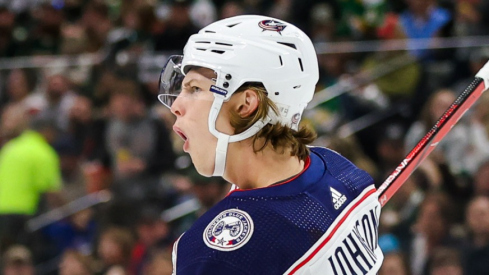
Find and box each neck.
[224,140,305,189]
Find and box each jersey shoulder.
[309,146,375,199]
[174,148,378,274]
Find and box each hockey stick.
[377,61,489,207]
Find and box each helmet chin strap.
[213,132,230,177]
[208,96,278,177]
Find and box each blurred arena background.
[0,0,489,274]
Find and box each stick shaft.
[378,77,487,207]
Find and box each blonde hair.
[229,83,317,161]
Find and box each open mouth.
[173,127,188,141]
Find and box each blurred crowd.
[0,0,489,274]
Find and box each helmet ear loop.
[209,92,275,177]
[267,106,279,125]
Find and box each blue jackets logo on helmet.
[291,113,301,125]
[258,20,287,34]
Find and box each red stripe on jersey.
[288,188,377,274]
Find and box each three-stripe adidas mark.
[330,187,347,210]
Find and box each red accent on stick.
[378,80,487,207]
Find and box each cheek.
[189,107,214,140]
[185,113,218,176]
[186,96,220,140]
[185,94,225,176]
[215,118,234,135]
[191,133,218,177]
[215,105,234,135]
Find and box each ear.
[236,89,259,118]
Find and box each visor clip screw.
[223,82,229,88]
[225,74,232,80]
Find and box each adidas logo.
[331,187,347,210]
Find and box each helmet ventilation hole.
[216,42,233,46]
[298,58,304,72]
[277,42,297,49]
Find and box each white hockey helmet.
[159,15,319,176]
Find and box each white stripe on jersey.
[284,186,383,275]
[172,234,183,275]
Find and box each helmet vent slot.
[216,42,232,46]
[205,30,216,33]
[196,41,211,44]
[298,58,304,72]
[279,56,283,66]
[227,23,241,28]
[196,48,206,51]
[277,42,297,49]
[211,50,225,54]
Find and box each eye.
[191,86,202,93]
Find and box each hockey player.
[158,15,383,274]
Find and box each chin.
[194,166,214,177]
[191,157,214,177]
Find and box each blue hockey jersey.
[172,147,384,274]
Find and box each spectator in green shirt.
[0,106,62,250]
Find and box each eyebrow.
[183,78,197,89]
[183,75,215,89]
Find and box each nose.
[170,95,184,116]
